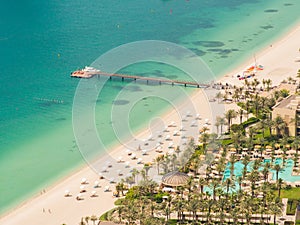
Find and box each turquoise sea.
[1,0,300,215]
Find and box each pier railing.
[71,71,209,88]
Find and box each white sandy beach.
[219,24,300,87]
[0,85,218,225]
[1,22,300,225]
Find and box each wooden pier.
[71,69,209,88]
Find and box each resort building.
[272,95,300,136]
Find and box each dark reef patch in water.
[264,9,278,13]
[197,21,215,29]
[55,117,66,121]
[207,48,232,55]
[124,85,143,92]
[165,75,178,79]
[111,85,123,91]
[261,25,274,30]
[193,41,225,48]
[231,48,239,52]
[113,100,130,105]
[190,48,206,56]
[37,102,53,107]
[283,3,293,6]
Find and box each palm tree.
[215,91,223,103]
[233,89,240,102]
[262,79,266,90]
[277,178,283,198]
[238,108,244,124]
[79,218,86,225]
[259,116,269,138]
[287,76,294,84]
[293,136,300,154]
[273,115,287,137]
[154,155,163,175]
[216,160,226,177]
[116,206,124,223]
[198,177,206,194]
[90,215,97,225]
[265,115,273,136]
[124,200,139,224]
[237,176,243,191]
[260,182,269,222]
[216,116,226,134]
[297,69,300,83]
[175,146,181,158]
[210,178,219,200]
[242,155,250,179]
[262,162,270,182]
[225,178,232,196]
[84,216,90,225]
[273,164,282,181]
[225,109,237,132]
[217,198,227,224]
[270,198,283,225]
[199,132,210,154]
[245,100,250,119]
[205,199,215,224]
[266,79,272,91]
[186,198,199,222]
[215,120,220,135]
[131,168,139,184]
[172,197,184,222]
[252,78,260,91]
[229,154,236,180]
[244,79,250,90]
[163,203,171,222]
[248,169,259,197]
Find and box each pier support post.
[184,83,187,87]
[109,76,112,80]
[147,80,149,85]
[159,81,161,85]
[172,82,174,86]
[122,77,124,82]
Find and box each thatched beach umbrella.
[162,171,189,187]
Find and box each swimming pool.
[223,159,300,183]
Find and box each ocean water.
[1,0,300,215]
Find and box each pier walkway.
[71,69,209,88]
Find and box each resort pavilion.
[161,171,189,192]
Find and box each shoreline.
[218,21,300,87]
[0,85,216,225]
[1,19,300,225]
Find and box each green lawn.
[286,199,298,215]
[277,188,300,199]
[274,188,300,215]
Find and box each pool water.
[223,159,300,183]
